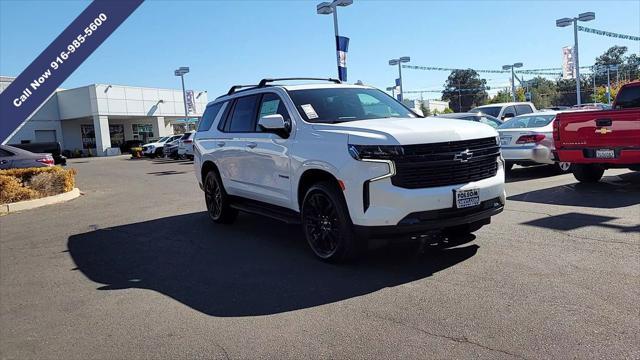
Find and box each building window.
[109,125,124,147]
[132,124,154,142]
[81,125,96,149]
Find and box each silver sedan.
[0,145,54,169]
[498,111,571,172]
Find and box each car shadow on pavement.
[507,171,640,209]
[522,212,639,233]
[146,170,189,176]
[67,212,478,317]
[506,165,560,183]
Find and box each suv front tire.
[301,181,361,262]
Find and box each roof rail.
[226,84,260,96]
[257,77,341,87]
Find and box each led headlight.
[348,144,404,160]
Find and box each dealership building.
[1,76,208,156]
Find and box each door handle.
[596,118,612,127]
[216,141,225,147]
[246,142,257,149]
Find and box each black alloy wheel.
[204,171,237,224]
[302,182,360,262]
[304,192,340,258]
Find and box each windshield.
[470,106,501,117]
[158,137,169,143]
[498,115,555,129]
[615,85,640,109]
[287,88,415,123]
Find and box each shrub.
[0,175,39,204]
[0,167,77,204]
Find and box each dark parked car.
[120,140,145,154]
[0,145,54,169]
[10,142,66,165]
[435,112,503,129]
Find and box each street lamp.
[317,0,353,81]
[389,56,410,102]
[556,11,595,106]
[174,67,190,133]
[386,86,396,98]
[502,62,523,102]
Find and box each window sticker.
[301,104,318,119]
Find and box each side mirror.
[258,114,290,138]
[413,108,424,117]
[502,112,515,120]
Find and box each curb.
[0,188,81,215]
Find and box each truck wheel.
[302,181,361,262]
[204,171,237,224]
[154,148,163,157]
[572,164,604,183]
[555,161,572,174]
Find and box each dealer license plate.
[455,188,480,209]
[596,149,615,159]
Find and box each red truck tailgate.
[555,109,640,164]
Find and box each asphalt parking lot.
[1,156,638,359]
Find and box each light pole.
[389,56,410,102]
[317,0,353,81]
[502,62,523,102]
[386,86,396,98]
[174,67,190,133]
[556,11,595,106]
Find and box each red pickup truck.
[554,81,640,182]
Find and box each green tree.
[527,77,557,109]
[490,90,512,104]
[595,45,628,66]
[443,107,453,113]
[441,69,488,112]
[593,46,639,86]
[554,78,590,106]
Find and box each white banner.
[562,46,575,80]
[185,90,196,114]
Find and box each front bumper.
[341,159,506,227]
[501,145,554,164]
[355,198,504,239]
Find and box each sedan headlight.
[348,144,404,160]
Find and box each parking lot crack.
[362,311,528,359]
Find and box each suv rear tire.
[204,171,238,224]
[301,181,361,262]
[572,164,604,183]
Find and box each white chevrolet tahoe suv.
[194,78,506,262]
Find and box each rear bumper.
[355,198,504,239]
[556,148,640,166]
[501,145,554,164]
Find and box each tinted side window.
[515,104,533,115]
[615,86,640,109]
[197,102,224,132]
[227,95,259,132]
[503,106,516,117]
[257,93,290,131]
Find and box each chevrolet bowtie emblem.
[595,128,612,134]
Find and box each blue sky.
[1,0,639,100]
